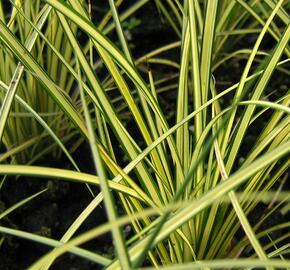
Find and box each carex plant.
[0,0,289,270]
[0,0,150,164]
[0,0,83,164]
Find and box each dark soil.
[0,147,112,270]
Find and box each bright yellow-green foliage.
[0,0,289,269]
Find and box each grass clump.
[0,0,289,269]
